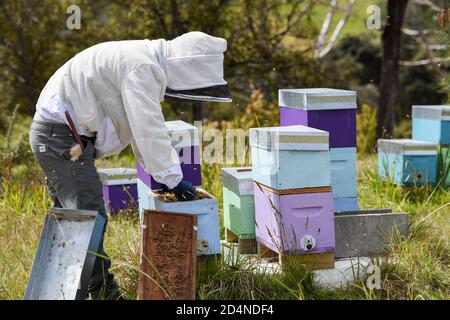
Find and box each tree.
[377,0,410,137]
[0,0,323,126]
[0,1,64,116]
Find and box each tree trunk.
[377,0,409,138]
[192,102,210,122]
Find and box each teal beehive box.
[378,139,438,185]
[412,105,450,145]
[250,125,331,190]
[221,167,255,242]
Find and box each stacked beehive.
[378,105,449,186]
[137,120,221,256]
[412,105,450,186]
[136,120,202,190]
[98,168,138,214]
[279,89,358,212]
[250,125,335,269]
[221,167,256,253]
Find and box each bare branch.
[410,1,442,74]
[315,0,338,58]
[316,0,356,59]
[275,0,315,40]
[400,56,450,65]
[414,0,441,11]
[401,27,432,35]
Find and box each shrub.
[356,104,377,154]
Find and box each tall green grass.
[0,153,448,300]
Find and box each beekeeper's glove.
[163,180,197,201]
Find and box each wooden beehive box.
[253,182,335,259]
[412,105,450,145]
[330,147,358,212]
[98,168,138,214]
[138,209,197,300]
[279,88,357,148]
[138,181,221,256]
[250,125,331,190]
[378,139,438,185]
[221,167,255,239]
[137,120,201,189]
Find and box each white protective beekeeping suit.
[34,32,231,189]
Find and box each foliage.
[0,105,37,182]
[392,118,412,139]
[0,0,323,125]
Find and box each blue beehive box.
[378,139,438,185]
[333,197,359,212]
[330,147,358,212]
[330,147,357,199]
[137,179,221,256]
[412,105,450,145]
[250,125,331,190]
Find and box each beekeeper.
[29,31,232,300]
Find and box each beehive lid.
[378,139,438,156]
[98,168,137,185]
[165,120,200,147]
[279,88,357,111]
[412,105,450,121]
[25,208,105,300]
[250,125,329,151]
[221,167,253,196]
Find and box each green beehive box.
[221,167,256,246]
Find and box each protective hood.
[162,31,232,103]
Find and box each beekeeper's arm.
[121,64,182,189]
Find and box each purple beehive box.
[98,168,138,214]
[253,182,335,255]
[137,120,202,189]
[279,88,357,148]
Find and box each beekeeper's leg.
[29,120,121,299]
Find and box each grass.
[0,151,448,300]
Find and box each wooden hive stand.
[257,242,335,271]
[225,228,257,254]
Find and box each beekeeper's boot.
[88,274,125,300]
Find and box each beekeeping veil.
[162,32,232,103]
